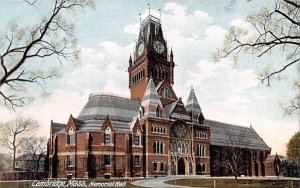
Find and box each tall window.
[134,130,141,146]
[67,128,75,145]
[160,162,165,172]
[195,131,208,139]
[156,107,160,117]
[104,127,112,144]
[201,163,206,172]
[197,145,206,156]
[104,155,111,166]
[162,87,170,98]
[153,141,164,154]
[153,161,157,171]
[68,155,75,167]
[134,156,140,166]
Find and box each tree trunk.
[234,174,238,184]
[13,145,16,170]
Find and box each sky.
[0,0,299,155]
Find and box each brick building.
[48,15,270,179]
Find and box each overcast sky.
[0,0,299,155]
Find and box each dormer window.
[67,128,75,145]
[104,127,112,144]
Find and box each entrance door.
[178,158,185,175]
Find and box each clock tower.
[128,15,175,102]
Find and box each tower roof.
[137,15,165,46]
[141,78,166,118]
[186,87,202,115]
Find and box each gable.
[168,100,191,121]
[101,115,115,132]
[156,80,177,100]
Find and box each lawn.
[165,178,300,188]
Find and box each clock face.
[138,43,144,56]
[153,40,165,54]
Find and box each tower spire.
[186,87,204,124]
[170,48,174,62]
[129,54,132,67]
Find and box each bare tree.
[0,0,94,110]
[21,136,47,178]
[0,117,39,170]
[221,128,251,182]
[219,0,300,114]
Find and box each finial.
[170,48,173,56]
[148,3,150,15]
[139,13,141,26]
[159,8,161,19]
[191,86,193,90]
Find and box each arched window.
[160,142,163,154]
[182,144,185,153]
[156,107,161,117]
[178,143,181,153]
[153,142,156,153]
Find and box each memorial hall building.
[48,15,271,179]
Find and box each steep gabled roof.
[186,87,202,115]
[141,78,167,118]
[206,119,271,151]
[164,101,177,116]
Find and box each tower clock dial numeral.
[153,40,165,54]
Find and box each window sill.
[104,143,114,146]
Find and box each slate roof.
[141,78,167,118]
[164,101,177,116]
[51,122,66,134]
[52,93,140,134]
[206,119,270,151]
[78,93,140,122]
[186,87,202,115]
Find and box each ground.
[131,176,300,188]
[0,176,299,188]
